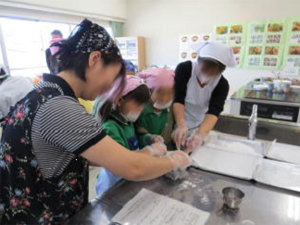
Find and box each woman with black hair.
[172,42,237,153]
[0,19,191,224]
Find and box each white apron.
[184,61,221,131]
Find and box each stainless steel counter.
[215,114,300,146]
[67,168,300,225]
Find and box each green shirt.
[103,111,139,150]
[136,102,169,147]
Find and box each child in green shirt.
[95,75,167,197]
[137,68,175,148]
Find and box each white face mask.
[153,100,173,110]
[121,111,141,122]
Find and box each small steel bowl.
[222,187,245,209]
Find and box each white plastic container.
[273,80,291,93]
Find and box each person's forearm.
[139,149,151,155]
[173,103,186,127]
[197,114,218,137]
[130,154,173,181]
[81,136,173,181]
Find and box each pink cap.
[139,68,175,89]
[121,75,145,97]
[49,38,63,55]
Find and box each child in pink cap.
[137,68,175,148]
[95,75,168,197]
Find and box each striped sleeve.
[34,96,106,155]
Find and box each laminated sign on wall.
[283,17,300,76]
[213,23,247,68]
[244,19,286,70]
[179,33,212,62]
[183,17,300,73]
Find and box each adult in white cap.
[0,65,33,119]
[172,41,237,153]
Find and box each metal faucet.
[248,104,258,140]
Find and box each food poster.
[261,45,284,69]
[214,23,247,67]
[244,45,264,69]
[189,34,201,45]
[228,23,247,68]
[179,33,213,62]
[265,19,286,45]
[179,35,189,49]
[213,23,229,45]
[244,19,286,69]
[283,17,300,76]
[245,44,284,69]
[231,46,245,67]
[199,33,213,42]
[263,19,286,69]
[179,35,190,62]
[179,48,190,62]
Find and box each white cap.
[196,41,237,67]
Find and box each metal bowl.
[222,187,245,209]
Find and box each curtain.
[109,21,123,38]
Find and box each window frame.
[0,16,112,77]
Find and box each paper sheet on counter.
[266,143,300,165]
[254,159,300,192]
[191,146,262,180]
[112,188,210,225]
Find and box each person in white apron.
[172,42,237,153]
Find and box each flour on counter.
[205,141,261,156]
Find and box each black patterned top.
[0,74,106,224]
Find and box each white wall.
[124,0,300,99]
[0,0,127,22]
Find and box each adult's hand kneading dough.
[166,150,192,170]
[171,125,188,147]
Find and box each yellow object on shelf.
[78,99,94,114]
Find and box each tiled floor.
[88,166,101,201]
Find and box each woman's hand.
[171,125,188,148]
[185,133,203,154]
[166,150,192,170]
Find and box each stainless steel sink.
[215,114,300,146]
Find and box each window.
[0,18,46,76]
[106,27,114,38]
[0,17,113,77]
